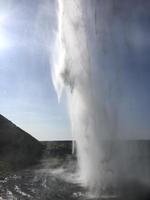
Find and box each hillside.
[41,141,73,157]
[0,114,44,172]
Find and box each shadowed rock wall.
[0,114,44,170]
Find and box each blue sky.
[0,0,71,140]
[0,0,150,140]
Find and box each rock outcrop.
[0,114,44,171]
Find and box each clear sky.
[0,0,71,140]
[0,0,150,140]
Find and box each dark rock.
[0,114,44,171]
[41,141,73,157]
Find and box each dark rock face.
[0,114,44,171]
[41,141,73,156]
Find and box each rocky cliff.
[0,114,44,172]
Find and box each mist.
[52,0,121,193]
[52,0,150,196]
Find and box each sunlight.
[0,32,10,49]
[0,14,11,49]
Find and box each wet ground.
[0,156,149,200]
[0,157,84,200]
[0,138,122,200]
[0,156,121,200]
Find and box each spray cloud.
[52,0,122,194]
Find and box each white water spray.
[49,0,150,198]
[52,0,120,194]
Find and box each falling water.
[51,0,150,197]
[51,0,121,194]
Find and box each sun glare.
[0,14,11,49]
[0,33,10,49]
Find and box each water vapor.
[51,0,150,196]
[51,0,119,193]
